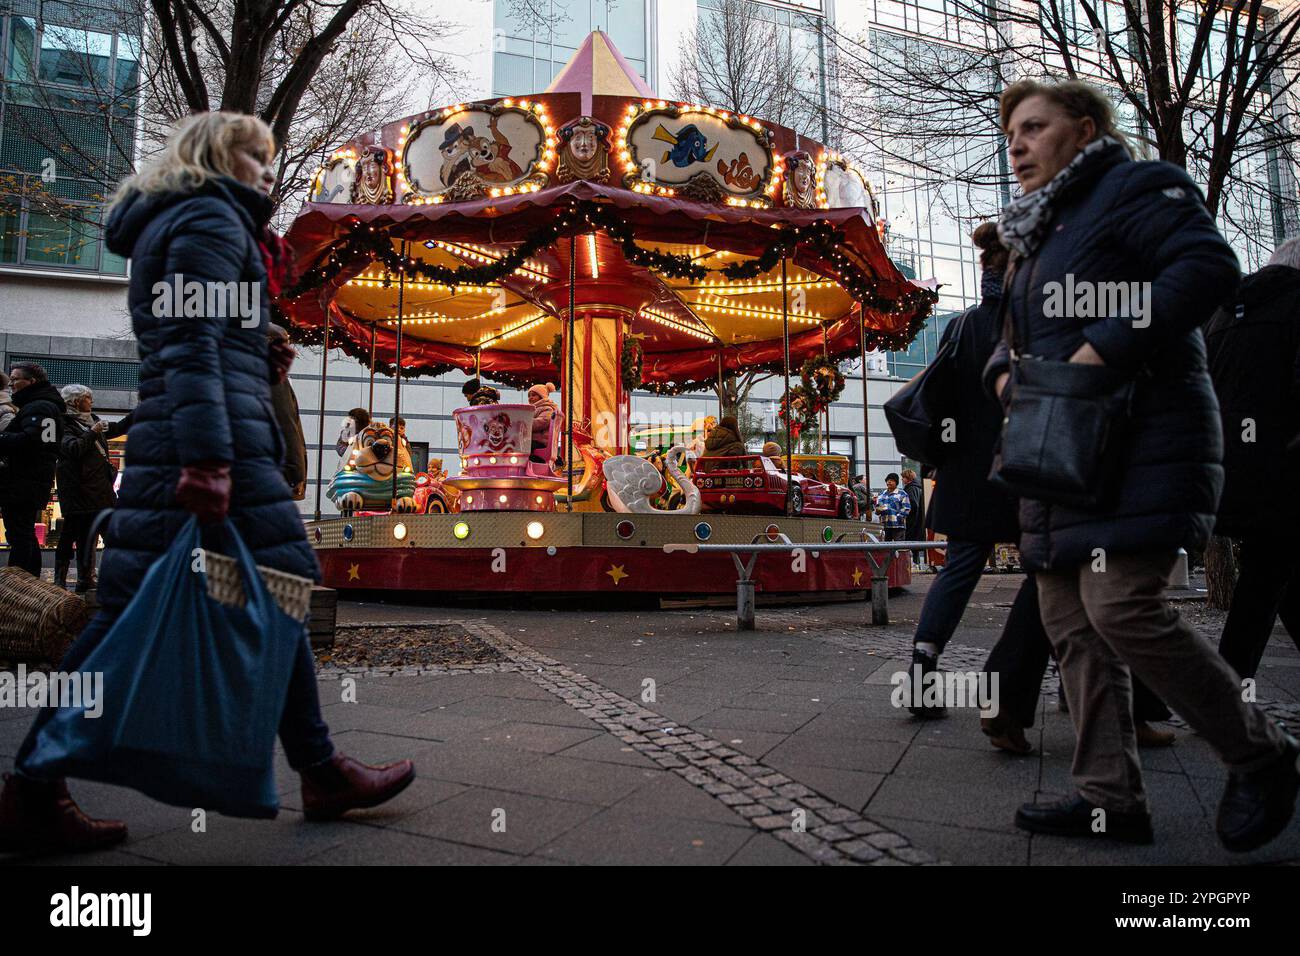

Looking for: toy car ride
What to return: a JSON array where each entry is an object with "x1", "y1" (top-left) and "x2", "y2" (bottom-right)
[{"x1": 695, "y1": 454, "x2": 858, "y2": 518}]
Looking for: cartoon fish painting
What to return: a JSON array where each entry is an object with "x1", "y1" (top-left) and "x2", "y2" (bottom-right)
[{"x1": 652, "y1": 123, "x2": 718, "y2": 167}]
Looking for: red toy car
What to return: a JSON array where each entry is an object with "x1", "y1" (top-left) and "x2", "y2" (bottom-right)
[{"x1": 696, "y1": 455, "x2": 858, "y2": 518}]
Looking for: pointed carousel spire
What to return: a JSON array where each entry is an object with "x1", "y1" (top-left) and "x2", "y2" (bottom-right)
[{"x1": 545, "y1": 30, "x2": 655, "y2": 115}]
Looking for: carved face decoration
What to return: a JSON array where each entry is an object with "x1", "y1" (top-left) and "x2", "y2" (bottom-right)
[
  {"x1": 783, "y1": 151, "x2": 816, "y2": 208},
  {"x1": 351, "y1": 147, "x2": 393, "y2": 204},
  {"x1": 557, "y1": 117, "x2": 611, "y2": 183}
]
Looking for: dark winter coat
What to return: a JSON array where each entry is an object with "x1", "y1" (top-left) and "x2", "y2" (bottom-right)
[
  {"x1": 270, "y1": 380, "x2": 308, "y2": 499},
  {"x1": 57, "y1": 412, "x2": 132, "y2": 515},
  {"x1": 100, "y1": 176, "x2": 319, "y2": 613},
  {"x1": 1205, "y1": 264, "x2": 1300, "y2": 537},
  {"x1": 984, "y1": 152, "x2": 1237, "y2": 572},
  {"x1": 927, "y1": 297, "x2": 1021, "y2": 543},
  {"x1": 0, "y1": 381, "x2": 66, "y2": 502},
  {"x1": 704, "y1": 422, "x2": 747, "y2": 458},
  {"x1": 903, "y1": 478, "x2": 924, "y2": 541}
]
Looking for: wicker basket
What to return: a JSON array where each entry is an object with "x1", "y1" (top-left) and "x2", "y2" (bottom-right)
[
  {"x1": 201, "y1": 550, "x2": 314, "y2": 623},
  {"x1": 0, "y1": 567, "x2": 91, "y2": 662}
]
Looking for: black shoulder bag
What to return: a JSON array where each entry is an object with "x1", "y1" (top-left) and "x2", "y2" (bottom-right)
[
  {"x1": 883, "y1": 309, "x2": 970, "y2": 466},
  {"x1": 988, "y1": 257, "x2": 1138, "y2": 510}
]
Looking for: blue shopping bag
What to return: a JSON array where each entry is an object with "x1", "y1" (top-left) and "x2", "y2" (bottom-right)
[{"x1": 25, "y1": 518, "x2": 302, "y2": 818}]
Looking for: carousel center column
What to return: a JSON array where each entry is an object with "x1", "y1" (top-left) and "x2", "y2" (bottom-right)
[{"x1": 540, "y1": 244, "x2": 658, "y2": 459}]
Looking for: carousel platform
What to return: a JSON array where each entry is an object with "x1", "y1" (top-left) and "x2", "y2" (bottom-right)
[{"x1": 306, "y1": 512, "x2": 911, "y2": 598}]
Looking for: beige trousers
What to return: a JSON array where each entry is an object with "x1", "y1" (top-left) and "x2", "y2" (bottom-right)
[{"x1": 1037, "y1": 550, "x2": 1285, "y2": 813}]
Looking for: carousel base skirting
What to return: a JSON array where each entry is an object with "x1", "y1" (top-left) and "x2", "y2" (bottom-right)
[{"x1": 306, "y1": 512, "x2": 913, "y2": 596}]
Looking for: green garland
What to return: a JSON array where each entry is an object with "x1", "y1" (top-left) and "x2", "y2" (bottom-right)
[
  {"x1": 621, "y1": 336, "x2": 644, "y2": 393},
  {"x1": 285, "y1": 198, "x2": 941, "y2": 362},
  {"x1": 800, "y1": 356, "x2": 846, "y2": 412}
]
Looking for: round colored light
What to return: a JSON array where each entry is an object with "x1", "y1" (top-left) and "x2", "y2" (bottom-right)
[
  {"x1": 490, "y1": 456, "x2": 497, "y2": 464},
  {"x1": 616, "y1": 520, "x2": 635, "y2": 540},
  {"x1": 526, "y1": 521, "x2": 544, "y2": 540},
  {"x1": 393, "y1": 522, "x2": 407, "y2": 541},
  {"x1": 342, "y1": 524, "x2": 354, "y2": 541},
  {"x1": 498, "y1": 494, "x2": 508, "y2": 504},
  {"x1": 765, "y1": 524, "x2": 780, "y2": 541},
  {"x1": 453, "y1": 521, "x2": 470, "y2": 540},
  {"x1": 535, "y1": 496, "x2": 544, "y2": 504},
  {"x1": 823, "y1": 526, "x2": 835, "y2": 543},
  {"x1": 510, "y1": 456, "x2": 518, "y2": 465},
  {"x1": 694, "y1": 522, "x2": 712, "y2": 541}
]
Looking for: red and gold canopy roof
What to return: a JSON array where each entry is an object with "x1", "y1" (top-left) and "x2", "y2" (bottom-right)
[{"x1": 281, "y1": 32, "x2": 935, "y2": 390}]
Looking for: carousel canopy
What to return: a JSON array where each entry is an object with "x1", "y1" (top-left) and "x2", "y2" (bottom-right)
[{"x1": 281, "y1": 33, "x2": 936, "y2": 391}]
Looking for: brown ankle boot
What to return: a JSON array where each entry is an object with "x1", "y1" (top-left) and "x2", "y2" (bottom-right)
[
  {"x1": 0, "y1": 772, "x2": 127, "y2": 854},
  {"x1": 299, "y1": 754, "x2": 415, "y2": 821},
  {"x1": 981, "y1": 713, "x2": 1034, "y2": 754},
  {"x1": 1136, "y1": 721, "x2": 1177, "y2": 747}
]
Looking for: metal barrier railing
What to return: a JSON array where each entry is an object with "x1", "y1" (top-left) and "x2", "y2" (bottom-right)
[{"x1": 663, "y1": 537, "x2": 945, "y2": 629}]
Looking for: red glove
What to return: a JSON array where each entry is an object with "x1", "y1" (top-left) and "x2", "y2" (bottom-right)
[
  {"x1": 175, "y1": 462, "x2": 232, "y2": 525},
  {"x1": 269, "y1": 337, "x2": 296, "y2": 384}
]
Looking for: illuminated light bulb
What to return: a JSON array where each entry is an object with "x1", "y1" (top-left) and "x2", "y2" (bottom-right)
[
  {"x1": 535, "y1": 496, "x2": 544, "y2": 505},
  {"x1": 489, "y1": 456, "x2": 497, "y2": 464},
  {"x1": 509, "y1": 456, "x2": 518, "y2": 465},
  {"x1": 526, "y1": 521, "x2": 544, "y2": 540},
  {"x1": 498, "y1": 495, "x2": 508, "y2": 504},
  {"x1": 453, "y1": 521, "x2": 470, "y2": 539},
  {"x1": 393, "y1": 522, "x2": 408, "y2": 541}
]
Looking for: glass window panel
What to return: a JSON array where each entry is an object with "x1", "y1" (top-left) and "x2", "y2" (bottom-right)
[
  {"x1": 1, "y1": 198, "x2": 20, "y2": 263},
  {"x1": 492, "y1": 52, "x2": 535, "y2": 97},
  {"x1": 22, "y1": 205, "x2": 99, "y2": 268},
  {"x1": 38, "y1": 25, "x2": 113, "y2": 90},
  {"x1": 114, "y1": 31, "x2": 139, "y2": 94},
  {"x1": 6, "y1": 16, "x2": 37, "y2": 83},
  {"x1": 606, "y1": 0, "x2": 644, "y2": 58}
]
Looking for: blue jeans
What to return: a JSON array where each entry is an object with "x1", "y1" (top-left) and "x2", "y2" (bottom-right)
[
  {"x1": 914, "y1": 538, "x2": 992, "y2": 652},
  {"x1": 16, "y1": 609, "x2": 334, "y2": 778}
]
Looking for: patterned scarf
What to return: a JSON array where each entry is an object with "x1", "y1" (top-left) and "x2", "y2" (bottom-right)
[{"x1": 997, "y1": 136, "x2": 1125, "y2": 258}]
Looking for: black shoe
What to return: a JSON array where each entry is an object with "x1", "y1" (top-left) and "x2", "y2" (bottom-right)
[
  {"x1": 1015, "y1": 794, "x2": 1154, "y2": 844},
  {"x1": 1216, "y1": 736, "x2": 1300, "y2": 853},
  {"x1": 907, "y1": 648, "x2": 947, "y2": 719}
]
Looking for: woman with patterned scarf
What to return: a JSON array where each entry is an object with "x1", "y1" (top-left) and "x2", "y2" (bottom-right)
[{"x1": 984, "y1": 80, "x2": 1297, "y2": 851}]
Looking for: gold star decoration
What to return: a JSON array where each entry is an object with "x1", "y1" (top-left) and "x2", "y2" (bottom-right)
[
  {"x1": 606, "y1": 564, "x2": 629, "y2": 585},
  {"x1": 851, "y1": 567, "x2": 864, "y2": 586},
  {"x1": 347, "y1": 563, "x2": 361, "y2": 581}
]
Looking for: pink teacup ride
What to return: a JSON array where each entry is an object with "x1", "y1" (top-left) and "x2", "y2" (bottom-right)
[{"x1": 445, "y1": 404, "x2": 565, "y2": 512}]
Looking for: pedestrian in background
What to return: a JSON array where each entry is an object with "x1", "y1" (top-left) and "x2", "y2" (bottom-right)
[
  {"x1": 1207, "y1": 235, "x2": 1300, "y2": 679},
  {"x1": 907, "y1": 224, "x2": 1029, "y2": 722},
  {"x1": 901, "y1": 468, "x2": 925, "y2": 564},
  {"x1": 851, "y1": 473, "x2": 872, "y2": 519},
  {"x1": 267, "y1": 325, "x2": 308, "y2": 500},
  {"x1": 1, "y1": 112, "x2": 414, "y2": 855},
  {"x1": 335, "y1": 406, "x2": 370, "y2": 460},
  {"x1": 874, "y1": 472, "x2": 910, "y2": 541},
  {"x1": 55, "y1": 384, "x2": 131, "y2": 591},
  {"x1": 0, "y1": 362, "x2": 65, "y2": 577},
  {"x1": 988, "y1": 78, "x2": 1297, "y2": 850},
  {"x1": 0, "y1": 370, "x2": 16, "y2": 432}
]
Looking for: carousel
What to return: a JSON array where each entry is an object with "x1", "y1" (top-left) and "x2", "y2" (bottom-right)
[{"x1": 281, "y1": 31, "x2": 937, "y2": 600}]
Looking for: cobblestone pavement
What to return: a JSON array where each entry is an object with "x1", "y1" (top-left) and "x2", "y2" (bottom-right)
[{"x1": 2, "y1": 572, "x2": 1297, "y2": 866}]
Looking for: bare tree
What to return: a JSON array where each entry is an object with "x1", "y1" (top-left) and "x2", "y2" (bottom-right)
[
  {"x1": 2, "y1": 0, "x2": 467, "y2": 249},
  {"x1": 671, "y1": 0, "x2": 825, "y2": 139},
  {"x1": 826, "y1": 0, "x2": 1300, "y2": 257}
]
